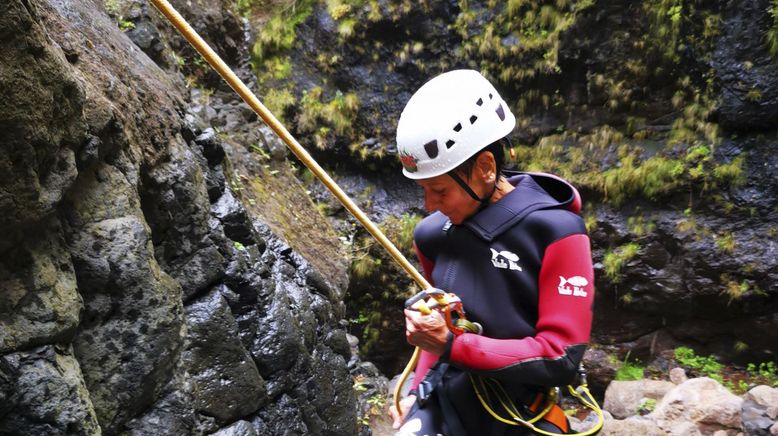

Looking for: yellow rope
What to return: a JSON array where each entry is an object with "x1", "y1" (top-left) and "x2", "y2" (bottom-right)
[{"x1": 147, "y1": 0, "x2": 430, "y2": 416}]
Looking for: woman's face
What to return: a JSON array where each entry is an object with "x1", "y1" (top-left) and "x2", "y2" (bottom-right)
[{"x1": 416, "y1": 172, "x2": 483, "y2": 225}]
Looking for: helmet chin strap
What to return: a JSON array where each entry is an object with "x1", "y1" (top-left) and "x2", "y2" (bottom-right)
[{"x1": 448, "y1": 172, "x2": 498, "y2": 211}]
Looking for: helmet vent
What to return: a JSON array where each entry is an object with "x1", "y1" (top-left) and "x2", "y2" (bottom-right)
[
  {"x1": 453, "y1": 123, "x2": 462, "y2": 132},
  {"x1": 476, "y1": 98, "x2": 483, "y2": 106},
  {"x1": 489, "y1": 93, "x2": 493, "y2": 99},
  {"x1": 424, "y1": 140, "x2": 439, "y2": 158},
  {"x1": 469, "y1": 115, "x2": 478, "y2": 124},
  {"x1": 496, "y1": 103, "x2": 505, "y2": 121},
  {"x1": 445, "y1": 139, "x2": 455, "y2": 148}
]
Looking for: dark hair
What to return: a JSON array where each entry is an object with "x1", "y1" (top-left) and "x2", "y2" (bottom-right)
[{"x1": 452, "y1": 138, "x2": 508, "y2": 181}]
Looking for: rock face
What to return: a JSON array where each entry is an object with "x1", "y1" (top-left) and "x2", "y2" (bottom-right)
[{"x1": 0, "y1": 0, "x2": 357, "y2": 434}]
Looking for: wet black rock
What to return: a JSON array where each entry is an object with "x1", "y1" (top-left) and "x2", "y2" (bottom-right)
[
  {"x1": 0, "y1": 346, "x2": 100, "y2": 435},
  {"x1": 184, "y1": 289, "x2": 267, "y2": 424},
  {"x1": 713, "y1": 0, "x2": 778, "y2": 130}
]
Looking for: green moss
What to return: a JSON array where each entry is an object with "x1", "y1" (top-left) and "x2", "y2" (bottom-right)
[
  {"x1": 597, "y1": 154, "x2": 684, "y2": 206},
  {"x1": 713, "y1": 156, "x2": 746, "y2": 186},
  {"x1": 263, "y1": 88, "x2": 296, "y2": 123},
  {"x1": 715, "y1": 232, "x2": 736, "y2": 254},
  {"x1": 627, "y1": 214, "x2": 656, "y2": 237},
  {"x1": 603, "y1": 242, "x2": 640, "y2": 282},
  {"x1": 298, "y1": 87, "x2": 360, "y2": 150},
  {"x1": 767, "y1": 0, "x2": 778, "y2": 55},
  {"x1": 250, "y1": 0, "x2": 315, "y2": 64}
]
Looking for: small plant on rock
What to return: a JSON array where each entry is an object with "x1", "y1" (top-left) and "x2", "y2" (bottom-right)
[
  {"x1": 674, "y1": 346, "x2": 723, "y2": 382},
  {"x1": 746, "y1": 361, "x2": 778, "y2": 387},
  {"x1": 637, "y1": 398, "x2": 656, "y2": 415},
  {"x1": 615, "y1": 352, "x2": 645, "y2": 381}
]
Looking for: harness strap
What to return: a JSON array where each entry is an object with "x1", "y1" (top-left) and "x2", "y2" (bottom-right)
[
  {"x1": 437, "y1": 375, "x2": 468, "y2": 436},
  {"x1": 529, "y1": 392, "x2": 570, "y2": 434},
  {"x1": 416, "y1": 362, "x2": 447, "y2": 406},
  {"x1": 415, "y1": 362, "x2": 467, "y2": 436}
]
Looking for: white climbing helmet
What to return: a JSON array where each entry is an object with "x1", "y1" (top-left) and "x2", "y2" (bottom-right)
[{"x1": 396, "y1": 69, "x2": 516, "y2": 179}]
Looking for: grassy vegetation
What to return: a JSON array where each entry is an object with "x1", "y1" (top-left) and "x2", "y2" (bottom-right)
[
  {"x1": 248, "y1": 0, "x2": 315, "y2": 64},
  {"x1": 603, "y1": 242, "x2": 640, "y2": 283},
  {"x1": 324, "y1": 0, "x2": 368, "y2": 38},
  {"x1": 456, "y1": 0, "x2": 594, "y2": 86},
  {"x1": 615, "y1": 352, "x2": 645, "y2": 381},
  {"x1": 507, "y1": 128, "x2": 745, "y2": 207},
  {"x1": 673, "y1": 346, "x2": 778, "y2": 393},
  {"x1": 718, "y1": 273, "x2": 766, "y2": 303},
  {"x1": 767, "y1": 0, "x2": 778, "y2": 56},
  {"x1": 297, "y1": 87, "x2": 361, "y2": 150},
  {"x1": 627, "y1": 213, "x2": 656, "y2": 237},
  {"x1": 233, "y1": 0, "x2": 750, "y2": 207},
  {"x1": 715, "y1": 231, "x2": 736, "y2": 254},
  {"x1": 675, "y1": 346, "x2": 723, "y2": 382}
]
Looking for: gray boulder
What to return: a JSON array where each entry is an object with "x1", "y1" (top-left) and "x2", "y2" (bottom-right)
[
  {"x1": 742, "y1": 385, "x2": 778, "y2": 436},
  {"x1": 603, "y1": 379, "x2": 676, "y2": 419},
  {"x1": 649, "y1": 377, "x2": 743, "y2": 435}
]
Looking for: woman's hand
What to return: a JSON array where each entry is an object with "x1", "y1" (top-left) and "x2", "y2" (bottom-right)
[
  {"x1": 404, "y1": 309, "x2": 449, "y2": 356},
  {"x1": 389, "y1": 394, "x2": 417, "y2": 429}
]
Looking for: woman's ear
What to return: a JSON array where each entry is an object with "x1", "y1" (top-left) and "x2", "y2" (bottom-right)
[{"x1": 475, "y1": 151, "x2": 496, "y2": 182}]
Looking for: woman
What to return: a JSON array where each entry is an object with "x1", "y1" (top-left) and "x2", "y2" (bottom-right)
[{"x1": 390, "y1": 70, "x2": 595, "y2": 435}]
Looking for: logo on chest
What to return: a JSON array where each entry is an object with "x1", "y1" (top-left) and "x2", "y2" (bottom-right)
[
  {"x1": 490, "y1": 248, "x2": 522, "y2": 271},
  {"x1": 558, "y1": 276, "x2": 588, "y2": 297}
]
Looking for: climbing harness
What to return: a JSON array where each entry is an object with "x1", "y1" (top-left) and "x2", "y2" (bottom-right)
[
  {"x1": 149, "y1": 2, "x2": 603, "y2": 433},
  {"x1": 402, "y1": 289, "x2": 604, "y2": 435},
  {"x1": 471, "y1": 365, "x2": 605, "y2": 435}
]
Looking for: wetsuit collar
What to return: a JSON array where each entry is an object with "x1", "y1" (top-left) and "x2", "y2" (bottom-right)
[{"x1": 461, "y1": 172, "x2": 577, "y2": 242}]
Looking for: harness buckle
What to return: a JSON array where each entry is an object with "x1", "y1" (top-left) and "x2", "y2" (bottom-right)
[{"x1": 416, "y1": 379, "x2": 433, "y2": 406}]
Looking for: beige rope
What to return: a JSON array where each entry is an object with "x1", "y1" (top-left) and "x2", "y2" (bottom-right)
[{"x1": 148, "y1": 0, "x2": 427, "y2": 415}]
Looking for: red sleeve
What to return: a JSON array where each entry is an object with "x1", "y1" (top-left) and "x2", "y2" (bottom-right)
[
  {"x1": 448, "y1": 234, "x2": 593, "y2": 385},
  {"x1": 410, "y1": 350, "x2": 438, "y2": 391},
  {"x1": 410, "y1": 242, "x2": 437, "y2": 390}
]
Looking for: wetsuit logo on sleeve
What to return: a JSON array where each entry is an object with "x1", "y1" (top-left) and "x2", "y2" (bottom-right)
[
  {"x1": 558, "y1": 276, "x2": 588, "y2": 297},
  {"x1": 490, "y1": 248, "x2": 522, "y2": 271}
]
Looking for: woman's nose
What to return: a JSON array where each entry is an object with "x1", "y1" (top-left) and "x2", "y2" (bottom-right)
[{"x1": 424, "y1": 194, "x2": 437, "y2": 212}]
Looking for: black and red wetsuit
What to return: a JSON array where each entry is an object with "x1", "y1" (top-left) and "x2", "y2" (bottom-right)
[{"x1": 404, "y1": 173, "x2": 594, "y2": 435}]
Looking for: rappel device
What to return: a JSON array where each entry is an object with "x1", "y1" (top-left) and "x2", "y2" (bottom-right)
[
  {"x1": 404, "y1": 288, "x2": 482, "y2": 336},
  {"x1": 148, "y1": 2, "x2": 604, "y2": 434}
]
